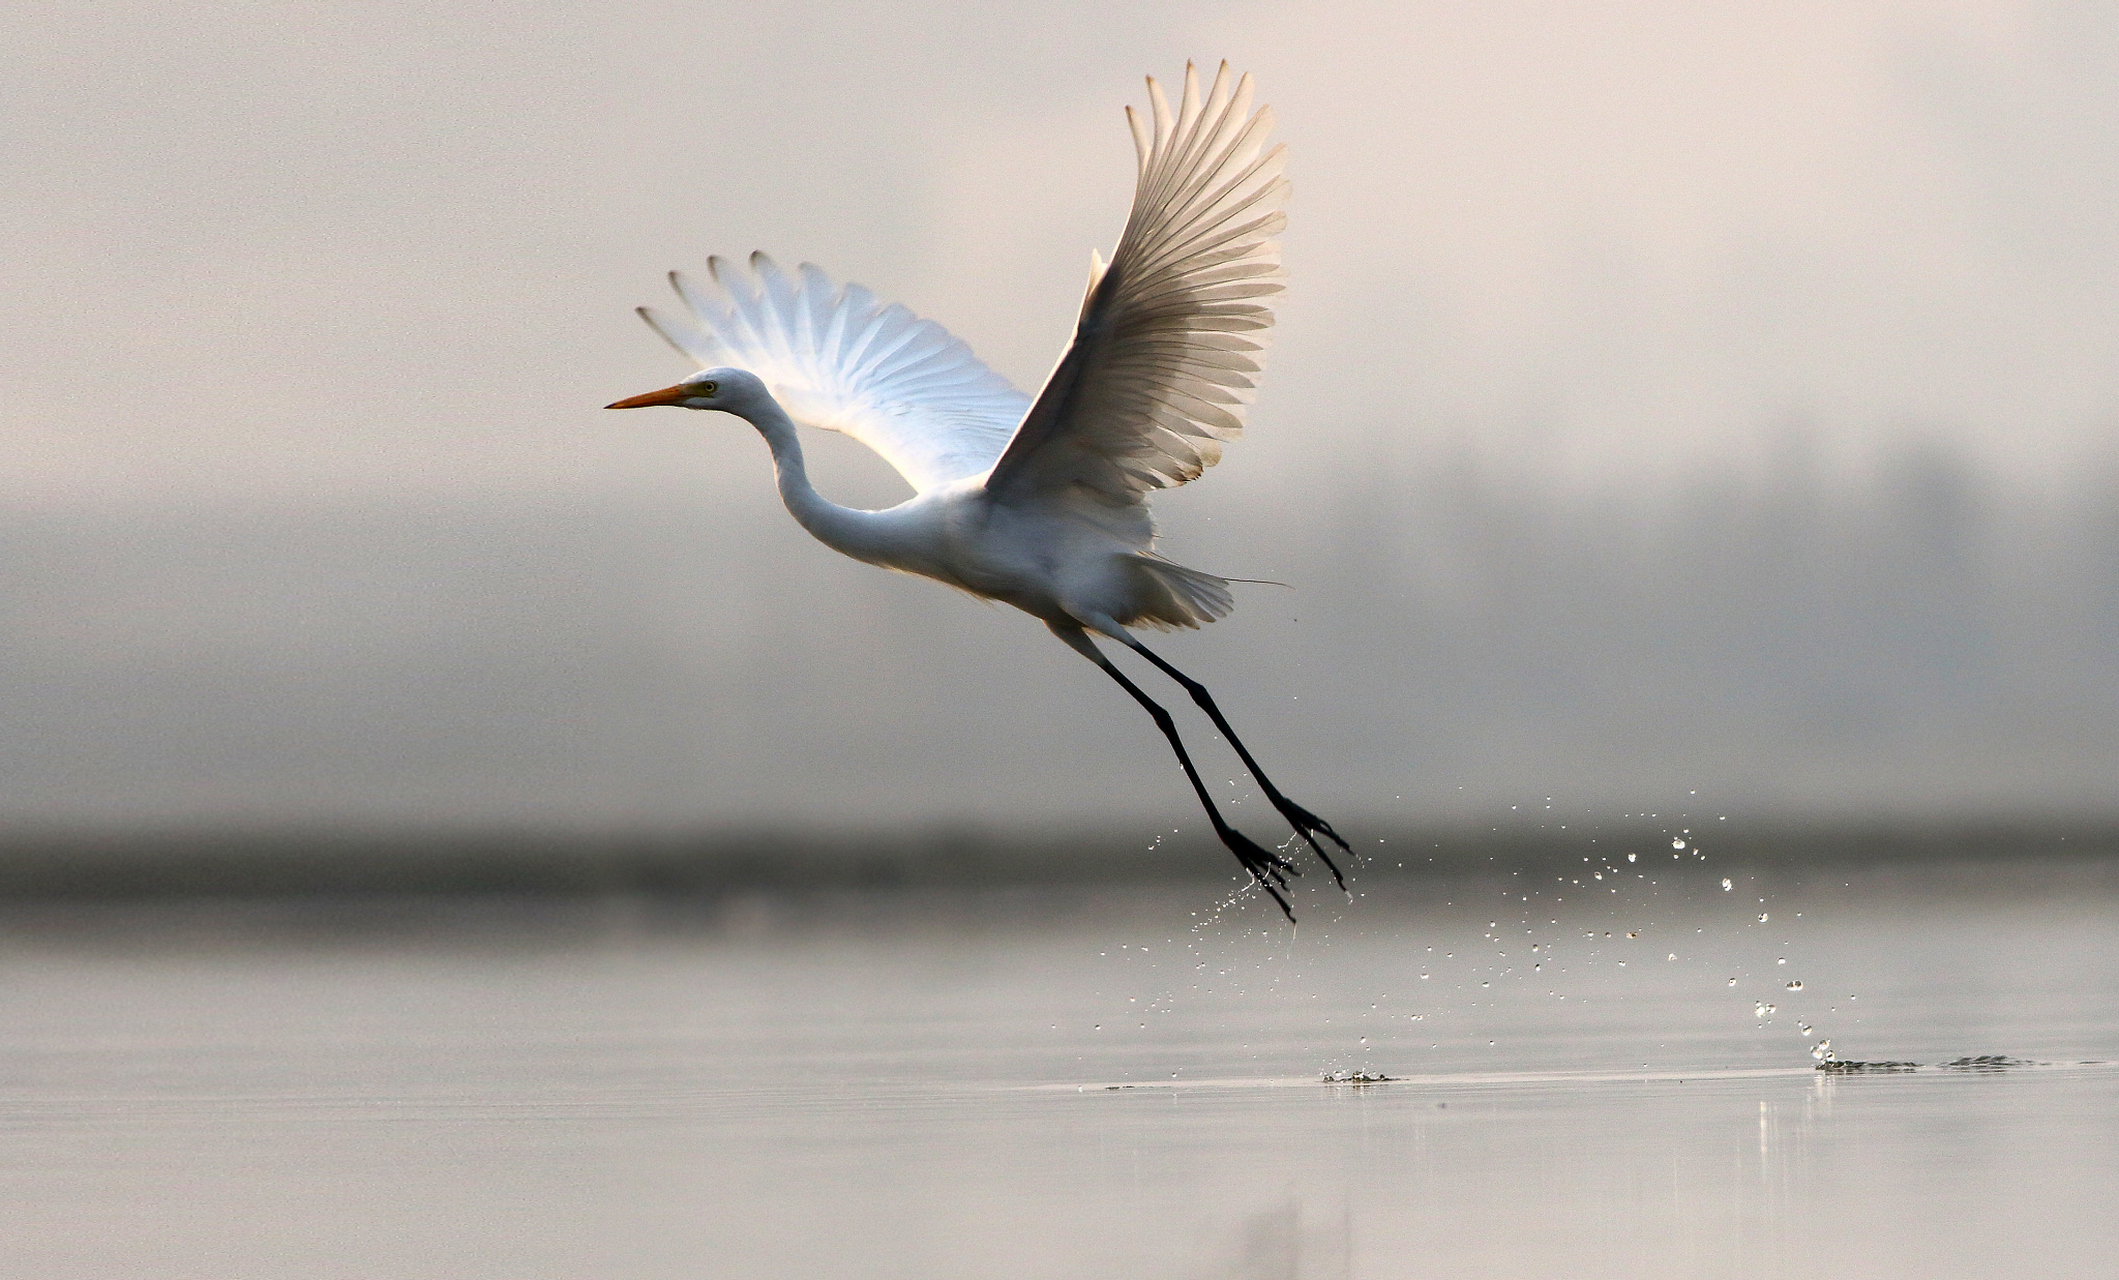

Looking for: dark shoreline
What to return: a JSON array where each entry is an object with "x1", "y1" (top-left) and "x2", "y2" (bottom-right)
[{"x1": 3, "y1": 816, "x2": 2115, "y2": 902}]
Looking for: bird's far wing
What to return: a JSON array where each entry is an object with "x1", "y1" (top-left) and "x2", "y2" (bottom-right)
[
  {"x1": 984, "y1": 63, "x2": 1286, "y2": 508},
  {"x1": 639, "y1": 253, "x2": 1030, "y2": 494}
]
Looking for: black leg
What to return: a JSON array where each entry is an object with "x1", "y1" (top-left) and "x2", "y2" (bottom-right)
[
  {"x1": 1052, "y1": 625, "x2": 1299, "y2": 921},
  {"x1": 1120, "y1": 635, "x2": 1351, "y2": 892}
]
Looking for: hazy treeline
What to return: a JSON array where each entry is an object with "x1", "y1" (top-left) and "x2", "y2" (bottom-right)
[
  {"x1": 5, "y1": 430, "x2": 2117, "y2": 839},
  {"x1": 1248, "y1": 431, "x2": 2119, "y2": 817}
]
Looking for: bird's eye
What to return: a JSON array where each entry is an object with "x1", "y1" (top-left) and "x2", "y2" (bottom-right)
[{"x1": 698, "y1": 380, "x2": 718, "y2": 395}]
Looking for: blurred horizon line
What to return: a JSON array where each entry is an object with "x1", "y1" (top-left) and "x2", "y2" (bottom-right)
[{"x1": 4, "y1": 814, "x2": 2116, "y2": 902}]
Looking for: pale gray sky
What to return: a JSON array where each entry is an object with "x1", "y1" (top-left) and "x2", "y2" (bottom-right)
[{"x1": 5, "y1": 1, "x2": 2117, "y2": 833}]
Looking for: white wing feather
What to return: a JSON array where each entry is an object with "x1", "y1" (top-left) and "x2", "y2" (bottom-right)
[
  {"x1": 985, "y1": 63, "x2": 1286, "y2": 507},
  {"x1": 639, "y1": 253, "x2": 1030, "y2": 494}
]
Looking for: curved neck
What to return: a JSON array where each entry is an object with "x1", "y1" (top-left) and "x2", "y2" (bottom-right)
[{"x1": 741, "y1": 398, "x2": 890, "y2": 561}]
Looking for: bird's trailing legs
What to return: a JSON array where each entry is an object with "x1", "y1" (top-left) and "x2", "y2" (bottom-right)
[
  {"x1": 1051, "y1": 622, "x2": 1344, "y2": 921},
  {"x1": 1116, "y1": 634, "x2": 1351, "y2": 892}
]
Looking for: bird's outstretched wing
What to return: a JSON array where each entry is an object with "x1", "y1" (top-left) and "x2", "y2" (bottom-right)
[
  {"x1": 640, "y1": 253, "x2": 1030, "y2": 494},
  {"x1": 984, "y1": 63, "x2": 1287, "y2": 508}
]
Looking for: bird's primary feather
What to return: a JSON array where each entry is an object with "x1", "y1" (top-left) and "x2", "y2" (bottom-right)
[
  {"x1": 640, "y1": 253, "x2": 1030, "y2": 494},
  {"x1": 984, "y1": 61, "x2": 1287, "y2": 507},
  {"x1": 637, "y1": 62, "x2": 1282, "y2": 515}
]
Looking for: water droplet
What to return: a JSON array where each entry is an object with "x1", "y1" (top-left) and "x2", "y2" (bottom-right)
[
  {"x1": 1727, "y1": 977, "x2": 1737, "y2": 986},
  {"x1": 1627, "y1": 853, "x2": 1638, "y2": 863},
  {"x1": 1812, "y1": 1039, "x2": 1835, "y2": 1062},
  {"x1": 1627, "y1": 931, "x2": 1638, "y2": 938},
  {"x1": 1777, "y1": 957, "x2": 1786, "y2": 965},
  {"x1": 1667, "y1": 953, "x2": 1677, "y2": 961},
  {"x1": 1359, "y1": 1037, "x2": 1368, "y2": 1046},
  {"x1": 1786, "y1": 979, "x2": 1804, "y2": 990},
  {"x1": 1758, "y1": 913, "x2": 1770, "y2": 923},
  {"x1": 1721, "y1": 878, "x2": 1733, "y2": 891}
]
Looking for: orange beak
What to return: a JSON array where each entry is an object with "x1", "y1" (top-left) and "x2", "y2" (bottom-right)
[{"x1": 605, "y1": 382, "x2": 698, "y2": 410}]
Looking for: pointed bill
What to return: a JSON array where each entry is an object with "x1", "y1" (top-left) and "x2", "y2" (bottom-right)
[{"x1": 606, "y1": 382, "x2": 696, "y2": 409}]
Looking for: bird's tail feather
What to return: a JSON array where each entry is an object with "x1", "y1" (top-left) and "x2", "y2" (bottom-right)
[{"x1": 1133, "y1": 556, "x2": 1235, "y2": 629}]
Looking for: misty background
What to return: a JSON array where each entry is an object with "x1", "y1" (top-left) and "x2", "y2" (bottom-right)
[{"x1": 5, "y1": 0, "x2": 2117, "y2": 850}]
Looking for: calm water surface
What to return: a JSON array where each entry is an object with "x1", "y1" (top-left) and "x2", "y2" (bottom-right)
[{"x1": 2, "y1": 858, "x2": 2114, "y2": 1278}]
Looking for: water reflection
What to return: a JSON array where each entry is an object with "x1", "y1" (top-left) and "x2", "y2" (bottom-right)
[{"x1": 0, "y1": 860, "x2": 2112, "y2": 1278}]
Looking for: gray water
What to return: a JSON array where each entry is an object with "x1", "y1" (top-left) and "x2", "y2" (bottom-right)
[{"x1": 2, "y1": 858, "x2": 2113, "y2": 1278}]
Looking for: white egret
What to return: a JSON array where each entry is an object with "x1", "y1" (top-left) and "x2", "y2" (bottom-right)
[{"x1": 609, "y1": 63, "x2": 1347, "y2": 919}]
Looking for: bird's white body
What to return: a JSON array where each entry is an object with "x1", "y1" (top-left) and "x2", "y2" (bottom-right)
[
  {"x1": 754, "y1": 402, "x2": 1216, "y2": 635},
  {"x1": 611, "y1": 64, "x2": 1345, "y2": 917}
]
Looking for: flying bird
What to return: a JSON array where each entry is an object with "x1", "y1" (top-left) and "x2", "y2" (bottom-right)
[{"x1": 608, "y1": 63, "x2": 1347, "y2": 919}]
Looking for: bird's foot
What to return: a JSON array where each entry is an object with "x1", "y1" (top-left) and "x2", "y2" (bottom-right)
[
  {"x1": 1221, "y1": 825, "x2": 1299, "y2": 922},
  {"x1": 1272, "y1": 796, "x2": 1351, "y2": 892}
]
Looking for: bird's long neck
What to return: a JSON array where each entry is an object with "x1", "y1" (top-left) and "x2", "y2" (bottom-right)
[{"x1": 743, "y1": 398, "x2": 894, "y2": 563}]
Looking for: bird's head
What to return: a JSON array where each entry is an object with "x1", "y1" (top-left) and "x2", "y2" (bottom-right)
[{"x1": 605, "y1": 367, "x2": 770, "y2": 415}]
